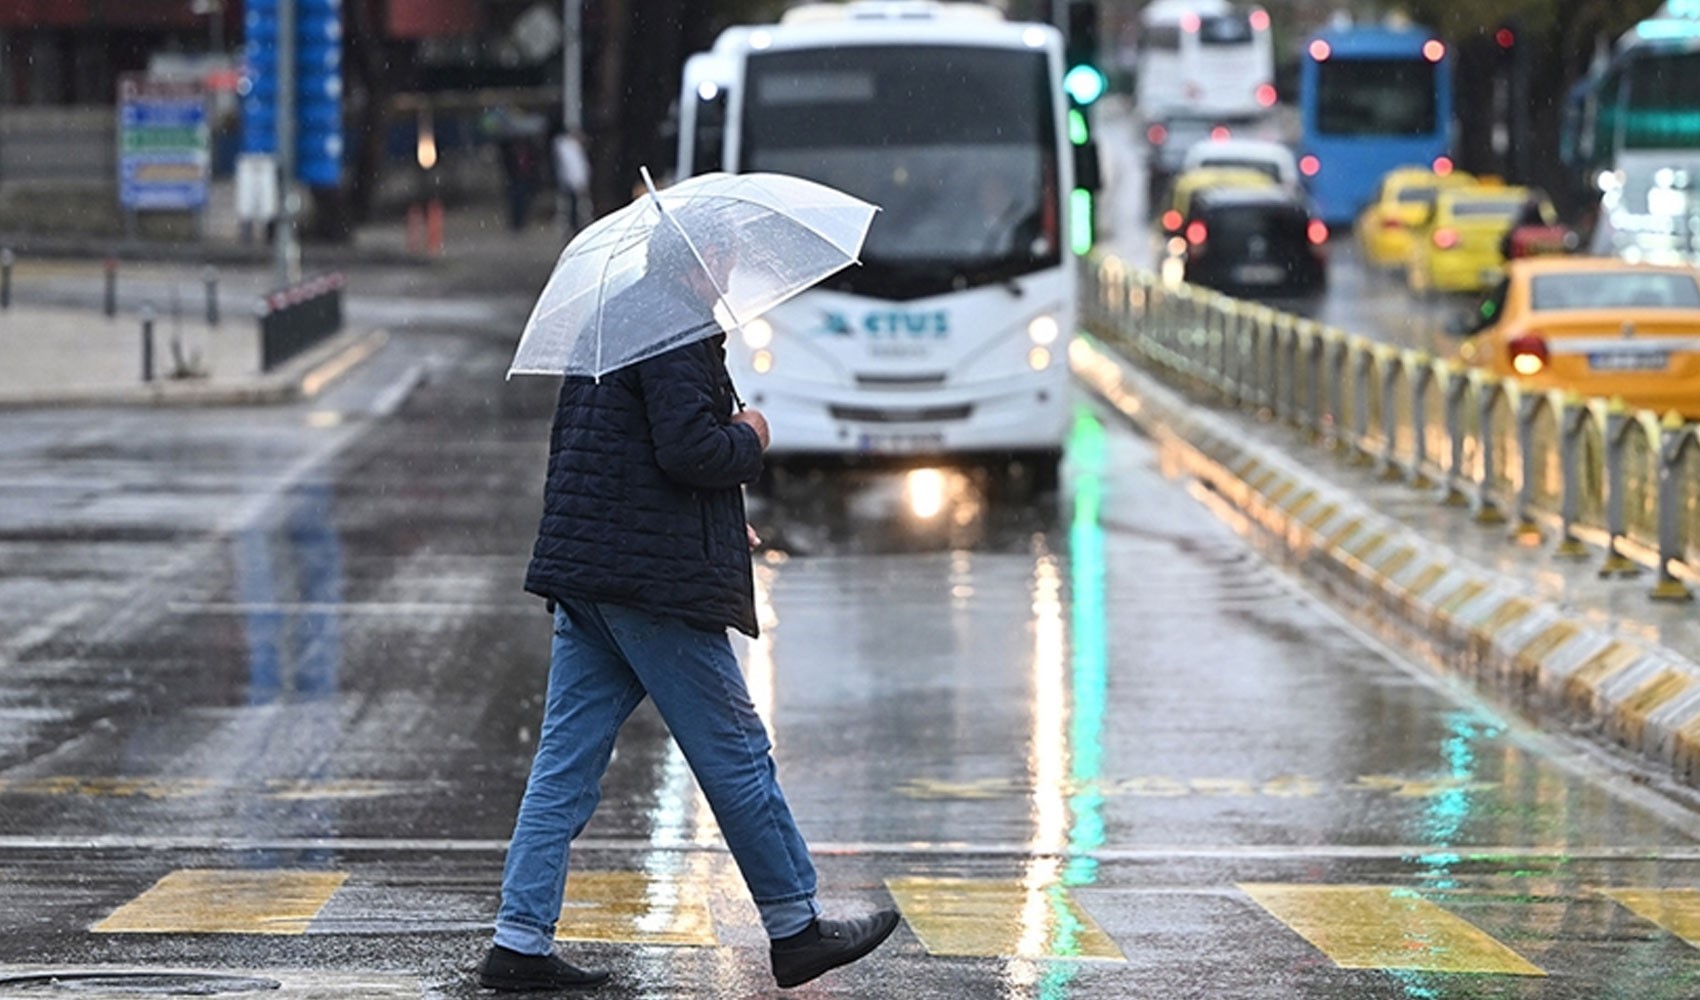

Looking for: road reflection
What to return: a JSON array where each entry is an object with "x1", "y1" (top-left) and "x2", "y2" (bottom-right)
[{"x1": 749, "y1": 459, "x2": 1055, "y2": 557}]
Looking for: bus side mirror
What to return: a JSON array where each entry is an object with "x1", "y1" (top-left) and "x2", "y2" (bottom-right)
[{"x1": 1074, "y1": 141, "x2": 1102, "y2": 192}]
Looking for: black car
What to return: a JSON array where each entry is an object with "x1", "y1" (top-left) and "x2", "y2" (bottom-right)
[{"x1": 1179, "y1": 188, "x2": 1328, "y2": 299}]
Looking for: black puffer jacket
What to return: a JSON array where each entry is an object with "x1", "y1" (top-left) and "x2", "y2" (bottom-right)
[{"x1": 524, "y1": 334, "x2": 763, "y2": 637}]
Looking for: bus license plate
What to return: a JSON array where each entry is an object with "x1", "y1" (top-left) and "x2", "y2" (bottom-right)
[
  {"x1": 858, "y1": 432, "x2": 944, "y2": 454},
  {"x1": 1234, "y1": 263, "x2": 1285, "y2": 285},
  {"x1": 1588, "y1": 351, "x2": 1668, "y2": 372}
]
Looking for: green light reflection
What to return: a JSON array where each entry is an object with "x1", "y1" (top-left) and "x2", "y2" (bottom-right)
[{"x1": 1036, "y1": 408, "x2": 1110, "y2": 997}]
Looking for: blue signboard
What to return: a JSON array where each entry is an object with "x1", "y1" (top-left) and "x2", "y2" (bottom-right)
[
  {"x1": 118, "y1": 75, "x2": 209, "y2": 212},
  {"x1": 240, "y1": 0, "x2": 343, "y2": 186}
]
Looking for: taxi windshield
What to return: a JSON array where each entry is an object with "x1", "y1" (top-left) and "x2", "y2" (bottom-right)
[{"x1": 1530, "y1": 272, "x2": 1700, "y2": 310}]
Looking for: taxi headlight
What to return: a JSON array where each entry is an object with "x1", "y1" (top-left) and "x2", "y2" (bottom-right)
[
  {"x1": 742, "y1": 318, "x2": 774, "y2": 350},
  {"x1": 1027, "y1": 314, "x2": 1060, "y2": 346}
]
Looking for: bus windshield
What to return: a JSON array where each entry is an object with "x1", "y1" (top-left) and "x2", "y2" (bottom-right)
[
  {"x1": 741, "y1": 45, "x2": 1060, "y2": 298},
  {"x1": 1623, "y1": 49, "x2": 1700, "y2": 149},
  {"x1": 1199, "y1": 15, "x2": 1253, "y2": 46},
  {"x1": 1315, "y1": 58, "x2": 1437, "y2": 136}
]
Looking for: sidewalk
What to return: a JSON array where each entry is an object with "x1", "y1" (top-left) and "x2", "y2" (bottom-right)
[
  {"x1": 0, "y1": 302, "x2": 387, "y2": 408},
  {"x1": 1072, "y1": 337, "x2": 1700, "y2": 797},
  {"x1": 0, "y1": 192, "x2": 564, "y2": 407}
]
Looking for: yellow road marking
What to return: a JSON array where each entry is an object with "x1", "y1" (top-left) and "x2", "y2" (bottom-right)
[
  {"x1": 1605, "y1": 889, "x2": 1700, "y2": 949},
  {"x1": 1239, "y1": 884, "x2": 1544, "y2": 976},
  {"x1": 93, "y1": 870, "x2": 347, "y2": 935},
  {"x1": 556, "y1": 871, "x2": 717, "y2": 947},
  {"x1": 886, "y1": 877, "x2": 1124, "y2": 961}
]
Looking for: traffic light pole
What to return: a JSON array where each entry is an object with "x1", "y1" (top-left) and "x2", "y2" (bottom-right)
[
  {"x1": 563, "y1": 1, "x2": 582, "y2": 131},
  {"x1": 273, "y1": 0, "x2": 300, "y2": 290}
]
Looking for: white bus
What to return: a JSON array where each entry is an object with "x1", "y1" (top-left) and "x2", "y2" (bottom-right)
[
  {"x1": 676, "y1": 1, "x2": 1084, "y2": 478},
  {"x1": 1575, "y1": 1, "x2": 1700, "y2": 264},
  {"x1": 1135, "y1": 0, "x2": 1277, "y2": 123}
]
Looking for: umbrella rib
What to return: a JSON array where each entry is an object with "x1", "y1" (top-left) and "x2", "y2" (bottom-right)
[{"x1": 641, "y1": 166, "x2": 744, "y2": 333}]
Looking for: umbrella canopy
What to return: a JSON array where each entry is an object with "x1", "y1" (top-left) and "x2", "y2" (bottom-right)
[{"x1": 508, "y1": 170, "x2": 878, "y2": 379}]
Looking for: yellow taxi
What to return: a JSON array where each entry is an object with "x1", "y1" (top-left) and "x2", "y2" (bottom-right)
[
  {"x1": 1453, "y1": 258, "x2": 1700, "y2": 417},
  {"x1": 1355, "y1": 166, "x2": 1477, "y2": 268},
  {"x1": 1405, "y1": 187, "x2": 1555, "y2": 296},
  {"x1": 1155, "y1": 167, "x2": 1277, "y2": 239}
]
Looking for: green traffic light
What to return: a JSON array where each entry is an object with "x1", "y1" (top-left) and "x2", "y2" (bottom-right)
[{"x1": 1064, "y1": 64, "x2": 1107, "y2": 106}]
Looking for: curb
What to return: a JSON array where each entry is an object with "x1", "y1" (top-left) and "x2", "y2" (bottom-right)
[
  {"x1": 0, "y1": 327, "x2": 390, "y2": 409},
  {"x1": 1071, "y1": 335, "x2": 1700, "y2": 790}
]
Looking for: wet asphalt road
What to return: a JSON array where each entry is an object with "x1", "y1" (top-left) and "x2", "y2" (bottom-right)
[
  {"x1": 2, "y1": 302, "x2": 1700, "y2": 999},
  {"x1": 3, "y1": 136, "x2": 1700, "y2": 999}
]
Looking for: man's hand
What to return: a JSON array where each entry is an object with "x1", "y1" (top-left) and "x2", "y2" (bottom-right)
[
  {"x1": 747, "y1": 524, "x2": 762, "y2": 550},
  {"x1": 731, "y1": 408, "x2": 771, "y2": 451}
]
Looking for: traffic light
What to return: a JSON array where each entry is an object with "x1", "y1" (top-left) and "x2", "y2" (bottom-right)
[
  {"x1": 1063, "y1": 0, "x2": 1105, "y2": 106},
  {"x1": 1062, "y1": 0, "x2": 1102, "y2": 255}
]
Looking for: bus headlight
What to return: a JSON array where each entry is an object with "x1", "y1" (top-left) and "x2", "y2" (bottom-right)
[
  {"x1": 1027, "y1": 314, "x2": 1060, "y2": 346},
  {"x1": 742, "y1": 318, "x2": 774, "y2": 350},
  {"x1": 752, "y1": 349, "x2": 774, "y2": 374},
  {"x1": 1028, "y1": 346, "x2": 1052, "y2": 371}
]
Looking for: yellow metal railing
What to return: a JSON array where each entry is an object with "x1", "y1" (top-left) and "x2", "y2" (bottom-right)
[{"x1": 1083, "y1": 257, "x2": 1699, "y2": 599}]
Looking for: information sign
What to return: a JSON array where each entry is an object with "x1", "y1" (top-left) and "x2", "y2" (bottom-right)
[{"x1": 117, "y1": 74, "x2": 210, "y2": 212}]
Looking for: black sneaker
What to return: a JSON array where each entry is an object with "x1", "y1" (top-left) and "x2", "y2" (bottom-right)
[
  {"x1": 770, "y1": 910, "x2": 902, "y2": 989},
  {"x1": 477, "y1": 944, "x2": 610, "y2": 992}
]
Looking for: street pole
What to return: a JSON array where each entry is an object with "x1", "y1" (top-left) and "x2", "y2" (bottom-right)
[
  {"x1": 563, "y1": 0, "x2": 582, "y2": 131},
  {"x1": 274, "y1": 0, "x2": 300, "y2": 290}
]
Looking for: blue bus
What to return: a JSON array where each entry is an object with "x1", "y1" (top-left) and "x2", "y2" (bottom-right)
[{"x1": 1297, "y1": 21, "x2": 1453, "y2": 225}]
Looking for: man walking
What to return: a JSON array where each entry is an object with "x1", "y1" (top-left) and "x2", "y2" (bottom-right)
[{"x1": 479, "y1": 267, "x2": 900, "y2": 990}]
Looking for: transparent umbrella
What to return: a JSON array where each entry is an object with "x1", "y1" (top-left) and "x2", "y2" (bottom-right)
[{"x1": 508, "y1": 169, "x2": 878, "y2": 379}]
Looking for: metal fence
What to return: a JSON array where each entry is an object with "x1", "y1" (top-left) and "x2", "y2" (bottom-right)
[{"x1": 1082, "y1": 256, "x2": 1700, "y2": 600}]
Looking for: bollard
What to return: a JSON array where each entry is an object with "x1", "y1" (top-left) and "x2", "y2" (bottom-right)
[
  {"x1": 0, "y1": 247, "x2": 12, "y2": 309},
  {"x1": 1474, "y1": 376, "x2": 1507, "y2": 524},
  {"x1": 203, "y1": 266, "x2": 220, "y2": 326},
  {"x1": 1408, "y1": 360, "x2": 1435, "y2": 488},
  {"x1": 1306, "y1": 329, "x2": 1325, "y2": 441},
  {"x1": 1509, "y1": 391, "x2": 1543, "y2": 541},
  {"x1": 1600, "y1": 399, "x2": 1639, "y2": 577},
  {"x1": 1650, "y1": 411, "x2": 1694, "y2": 601},
  {"x1": 1555, "y1": 394, "x2": 1589, "y2": 559},
  {"x1": 1347, "y1": 347, "x2": 1373, "y2": 465},
  {"x1": 140, "y1": 305, "x2": 155, "y2": 382},
  {"x1": 1441, "y1": 369, "x2": 1470, "y2": 506},
  {"x1": 104, "y1": 257, "x2": 118, "y2": 319},
  {"x1": 1326, "y1": 333, "x2": 1348, "y2": 451},
  {"x1": 1378, "y1": 350, "x2": 1403, "y2": 480}
]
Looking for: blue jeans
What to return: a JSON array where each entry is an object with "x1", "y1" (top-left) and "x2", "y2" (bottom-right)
[{"x1": 494, "y1": 598, "x2": 820, "y2": 954}]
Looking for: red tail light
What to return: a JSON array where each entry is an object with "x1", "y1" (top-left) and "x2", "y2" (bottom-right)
[
  {"x1": 1210, "y1": 125, "x2": 1232, "y2": 141},
  {"x1": 1432, "y1": 227, "x2": 1460, "y2": 250},
  {"x1": 1250, "y1": 9, "x2": 1270, "y2": 31},
  {"x1": 1147, "y1": 124, "x2": 1168, "y2": 145},
  {"x1": 1380, "y1": 218, "x2": 1403, "y2": 231},
  {"x1": 1507, "y1": 333, "x2": 1548, "y2": 376},
  {"x1": 1162, "y1": 210, "x2": 1183, "y2": 233},
  {"x1": 1433, "y1": 156, "x2": 1455, "y2": 176},
  {"x1": 1255, "y1": 84, "x2": 1278, "y2": 107},
  {"x1": 1299, "y1": 155, "x2": 1320, "y2": 177},
  {"x1": 1307, "y1": 220, "x2": 1329, "y2": 245},
  {"x1": 1186, "y1": 220, "x2": 1208, "y2": 247}
]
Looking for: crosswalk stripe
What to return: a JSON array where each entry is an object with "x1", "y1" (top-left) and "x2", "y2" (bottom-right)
[
  {"x1": 1603, "y1": 888, "x2": 1700, "y2": 950},
  {"x1": 1239, "y1": 884, "x2": 1545, "y2": 976},
  {"x1": 885, "y1": 877, "x2": 1125, "y2": 961},
  {"x1": 555, "y1": 871, "x2": 718, "y2": 947},
  {"x1": 92, "y1": 870, "x2": 348, "y2": 935}
]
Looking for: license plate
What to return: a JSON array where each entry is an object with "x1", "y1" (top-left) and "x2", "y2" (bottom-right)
[
  {"x1": 858, "y1": 432, "x2": 944, "y2": 454},
  {"x1": 1588, "y1": 351, "x2": 1669, "y2": 372},
  {"x1": 1234, "y1": 263, "x2": 1285, "y2": 285}
]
